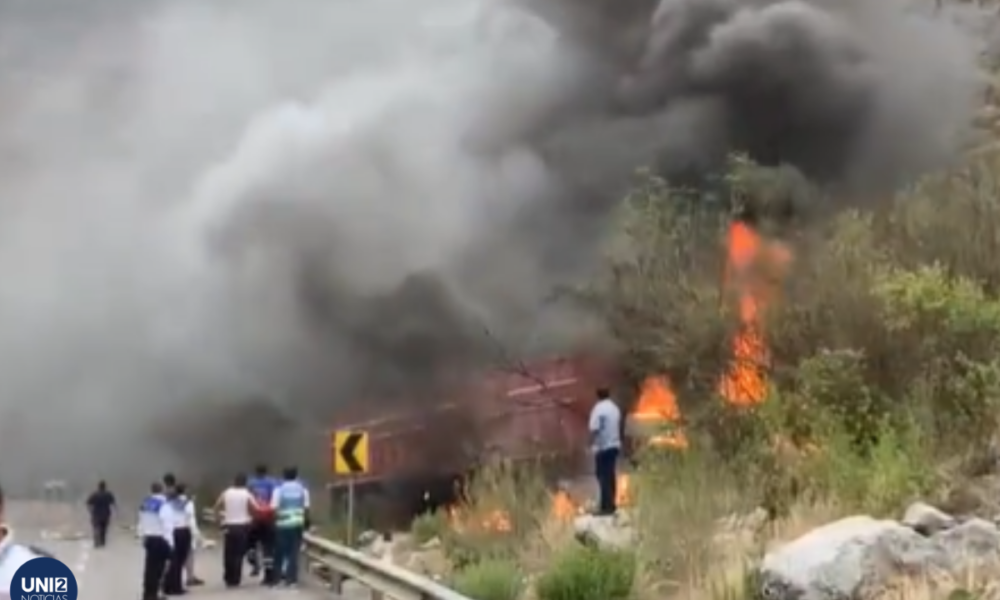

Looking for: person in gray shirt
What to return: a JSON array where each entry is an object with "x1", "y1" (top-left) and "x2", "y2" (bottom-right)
[{"x1": 588, "y1": 387, "x2": 622, "y2": 515}]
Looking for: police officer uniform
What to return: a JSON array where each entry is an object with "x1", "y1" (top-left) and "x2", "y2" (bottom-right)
[
  {"x1": 138, "y1": 490, "x2": 173, "y2": 600},
  {"x1": 0, "y1": 527, "x2": 42, "y2": 594},
  {"x1": 162, "y1": 492, "x2": 193, "y2": 596},
  {"x1": 271, "y1": 474, "x2": 309, "y2": 586}
]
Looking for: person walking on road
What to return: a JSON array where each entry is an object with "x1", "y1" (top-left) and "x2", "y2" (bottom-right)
[
  {"x1": 86, "y1": 480, "x2": 116, "y2": 548},
  {"x1": 138, "y1": 482, "x2": 173, "y2": 600},
  {"x1": 589, "y1": 387, "x2": 622, "y2": 516},
  {"x1": 162, "y1": 483, "x2": 192, "y2": 596},
  {"x1": 246, "y1": 464, "x2": 278, "y2": 584},
  {"x1": 214, "y1": 473, "x2": 260, "y2": 588},
  {"x1": 271, "y1": 467, "x2": 310, "y2": 588}
]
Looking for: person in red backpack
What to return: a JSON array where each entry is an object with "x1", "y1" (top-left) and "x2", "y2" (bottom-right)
[{"x1": 246, "y1": 464, "x2": 279, "y2": 585}]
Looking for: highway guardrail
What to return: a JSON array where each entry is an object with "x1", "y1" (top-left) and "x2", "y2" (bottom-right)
[{"x1": 202, "y1": 509, "x2": 470, "y2": 600}]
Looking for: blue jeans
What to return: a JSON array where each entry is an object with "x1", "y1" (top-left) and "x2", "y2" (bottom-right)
[
  {"x1": 595, "y1": 447, "x2": 620, "y2": 515},
  {"x1": 274, "y1": 526, "x2": 304, "y2": 584}
]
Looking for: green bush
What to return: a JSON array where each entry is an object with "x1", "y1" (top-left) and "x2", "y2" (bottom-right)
[
  {"x1": 411, "y1": 511, "x2": 448, "y2": 545},
  {"x1": 535, "y1": 545, "x2": 636, "y2": 600},
  {"x1": 451, "y1": 559, "x2": 523, "y2": 600}
]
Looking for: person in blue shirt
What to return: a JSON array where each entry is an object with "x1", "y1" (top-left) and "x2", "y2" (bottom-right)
[
  {"x1": 137, "y1": 482, "x2": 173, "y2": 600},
  {"x1": 589, "y1": 387, "x2": 623, "y2": 516},
  {"x1": 270, "y1": 467, "x2": 310, "y2": 588},
  {"x1": 246, "y1": 464, "x2": 278, "y2": 584}
]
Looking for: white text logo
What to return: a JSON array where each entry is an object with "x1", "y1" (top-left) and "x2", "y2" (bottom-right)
[{"x1": 20, "y1": 578, "x2": 67, "y2": 593}]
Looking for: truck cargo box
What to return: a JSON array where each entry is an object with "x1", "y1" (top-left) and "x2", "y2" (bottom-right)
[{"x1": 329, "y1": 354, "x2": 613, "y2": 489}]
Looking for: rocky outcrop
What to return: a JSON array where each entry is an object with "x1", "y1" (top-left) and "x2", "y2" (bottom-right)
[
  {"x1": 901, "y1": 501, "x2": 956, "y2": 536},
  {"x1": 760, "y1": 503, "x2": 1000, "y2": 600},
  {"x1": 573, "y1": 512, "x2": 636, "y2": 550}
]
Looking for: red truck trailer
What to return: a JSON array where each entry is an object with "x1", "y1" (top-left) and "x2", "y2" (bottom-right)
[{"x1": 327, "y1": 354, "x2": 615, "y2": 525}]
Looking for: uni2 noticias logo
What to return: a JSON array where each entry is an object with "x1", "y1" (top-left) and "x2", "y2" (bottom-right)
[{"x1": 11, "y1": 557, "x2": 78, "y2": 600}]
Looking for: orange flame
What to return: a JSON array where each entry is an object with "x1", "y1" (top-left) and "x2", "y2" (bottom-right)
[
  {"x1": 549, "y1": 473, "x2": 634, "y2": 520},
  {"x1": 448, "y1": 505, "x2": 513, "y2": 532},
  {"x1": 552, "y1": 491, "x2": 578, "y2": 519},
  {"x1": 632, "y1": 376, "x2": 688, "y2": 448},
  {"x1": 717, "y1": 221, "x2": 790, "y2": 406}
]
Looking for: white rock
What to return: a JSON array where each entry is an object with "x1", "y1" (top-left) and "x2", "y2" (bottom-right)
[
  {"x1": 573, "y1": 514, "x2": 635, "y2": 550},
  {"x1": 932, "y1": 517, "x2": 1000, "y2": 568},
  {"x1": 357, "y1": 530, "x2": 380, "y2": 547},
  {"x1": 421, "y1": 536, "x2": 442, "y2": 550},
  {"x1": 760, "y1": 516, "x2": 948, "y2": 600},
  {"x1": 901, "y1": 502, "x2": 956, "y2": 535},
  {"x1": 761, "y1": 513, "x2": 1000, "y2": 600}
]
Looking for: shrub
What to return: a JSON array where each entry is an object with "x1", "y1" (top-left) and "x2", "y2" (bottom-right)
[
  {"x1": 439, "y1": 459, "x2": 550, "y2": 568},
  {"x1": 411, "y1": 510, "x2": 449, "y2": 545},
  {"x1": 451, "y1": 559, "x2": 524, "y2": 600},
  {"x1": 535, "y1": 545, "x2": 635, "y2": 600}
]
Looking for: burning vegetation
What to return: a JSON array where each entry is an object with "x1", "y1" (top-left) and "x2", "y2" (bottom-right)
[
  {"x1": 404, "y1": 145, "x2": 1000, "y2": 600},
  {"x1": 625, "y1": 213, "x2": 793, "y2": 451},
  {"x1": 436, "y1": 208, "x2": 795, "y2": 533}
]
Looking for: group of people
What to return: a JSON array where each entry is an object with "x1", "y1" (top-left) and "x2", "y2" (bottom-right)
[
  {"x1": 137, "y1": 473, "x2": 205, "y2": 600},
  {"x1": 214, "y1": 465, "x2": 311, "y2": 590},
  {"x1": 138, "y1": 464, "x2": 310, "y2": 600}
]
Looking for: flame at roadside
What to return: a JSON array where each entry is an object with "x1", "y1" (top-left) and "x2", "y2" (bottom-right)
[{"x1": 627, "y1": 220, "x2": 793, "y2": 448}]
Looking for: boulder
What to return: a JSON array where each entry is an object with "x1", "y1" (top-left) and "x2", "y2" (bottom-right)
[
  {"x1": 760, "y1": 512, "x2": 1000, "y2": 600},
  {"x1": 933, "y1": 518, "x2": 1000, "y2": 568},
  {"x1": 760, "y1": 516, "x2": 948, "y2": 600},
  {"x1": 573, "y1": 513, "x2": 635, "y2": 550},
  {"x1": 901, "y1": 501, "x2": 956, "y2": 536}
]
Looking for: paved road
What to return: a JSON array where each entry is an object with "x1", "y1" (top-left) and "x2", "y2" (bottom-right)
[{"x1": 7, "y1": 501, "x2": 338, "y2": 600}]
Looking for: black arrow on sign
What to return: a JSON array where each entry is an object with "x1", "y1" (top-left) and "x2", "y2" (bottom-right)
[{"x1": 340, "y1": 432, "x2": 364, "y2": 473}]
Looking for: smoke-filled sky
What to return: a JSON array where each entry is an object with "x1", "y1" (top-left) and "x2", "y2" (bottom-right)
[{"x1": 0, "y1": 0, "x2": 986, "y2": 490}]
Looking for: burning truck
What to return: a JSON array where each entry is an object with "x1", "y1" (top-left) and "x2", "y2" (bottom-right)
[{"x1": 328, "y1": 212, "x2": 792, "y2": 527}]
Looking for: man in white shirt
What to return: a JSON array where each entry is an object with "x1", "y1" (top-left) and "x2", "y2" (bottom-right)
[
  {"x1": 0, "y1": 484, "x2": 44, "y2": 595},
  {"x1": 137, "y1": 482, "x2": 174, "y2": 600},
  {"x1": 588, "y1": 387, "x2": 622, "y2": 516},
  {"x1": 214, "y1": 473, "x2": 260, "y2": 588}
]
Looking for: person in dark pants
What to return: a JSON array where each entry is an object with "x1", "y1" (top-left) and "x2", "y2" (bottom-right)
[
  {"x1": 223, "y1": 522, "x2": 250, "y2": 587},
  {"x1": 86, "y1": 480, "x2": 116, "y2": 548},
  {"x1": 588, "y1": 387, "x2": 623, "y2": 515},
  {"x1": 162, "y1": 484, "x2": 192, "y2": 596},
  {"x1": 138, "y1": 482, "x2": 173, "y2": 600},
  {"x1": 214, "y1": 473, "x2": 259, "y2": 588},
  {"x1": 271, "y1": 467, "x2": 310, "y2": 587},
  {"x1": 246, "y1": 464, "x2": 278, "y2": 584}
]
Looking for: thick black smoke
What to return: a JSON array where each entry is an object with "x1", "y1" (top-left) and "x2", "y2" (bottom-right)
[{"x1": 0, "y1": 0, "x2": 983, "y2": 488}]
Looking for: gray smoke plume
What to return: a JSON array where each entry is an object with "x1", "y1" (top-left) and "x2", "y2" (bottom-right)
[{"x1": 0, "y1": 0, "x2": 983, "y2": 490}]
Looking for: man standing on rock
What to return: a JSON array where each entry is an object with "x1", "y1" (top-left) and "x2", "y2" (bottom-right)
[{"x1": 589, "y1": 387, "x2": 622, "y2": 516}]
